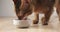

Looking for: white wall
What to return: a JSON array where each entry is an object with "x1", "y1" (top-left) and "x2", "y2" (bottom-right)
[{"x1": 0, "y1": 0, "x2": 16, "y2": 17}]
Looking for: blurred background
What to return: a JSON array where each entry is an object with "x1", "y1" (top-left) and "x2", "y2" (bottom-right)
[{"x1": 0, "y1": 0, "x2": 16, "y2": 17}]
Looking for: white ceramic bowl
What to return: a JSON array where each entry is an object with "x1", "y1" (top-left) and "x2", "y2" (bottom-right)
[{"x1": 13, "y1": 19, "x2": 32, "y2": 28}]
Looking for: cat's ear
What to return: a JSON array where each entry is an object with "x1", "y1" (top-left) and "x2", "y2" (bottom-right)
[{"x1": 13, "y1": 0, "x2": 17, "y2": 4}]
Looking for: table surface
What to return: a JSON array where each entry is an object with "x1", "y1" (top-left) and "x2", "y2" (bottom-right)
[{"x1": 0, "y1": 13, "x2": 60, "y2": 32}]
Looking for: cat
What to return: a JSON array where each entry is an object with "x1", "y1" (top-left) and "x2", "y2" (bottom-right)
[{"x1": 13, "y1": 0, "x2": 60, "y2": 25}]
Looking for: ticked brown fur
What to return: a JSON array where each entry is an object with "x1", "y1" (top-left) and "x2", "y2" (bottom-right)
[{"x1": 13, "y1": 0, "x2": 60, "y2": 25}]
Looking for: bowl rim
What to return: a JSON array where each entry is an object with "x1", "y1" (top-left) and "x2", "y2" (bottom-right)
[{"x1": 13, "y1": 19, "x2": 32, "y2": 21}]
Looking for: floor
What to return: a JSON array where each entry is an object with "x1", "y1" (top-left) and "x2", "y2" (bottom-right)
[{"x1": 0, "y1": 11, "x2": 60, "y2": 32}]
